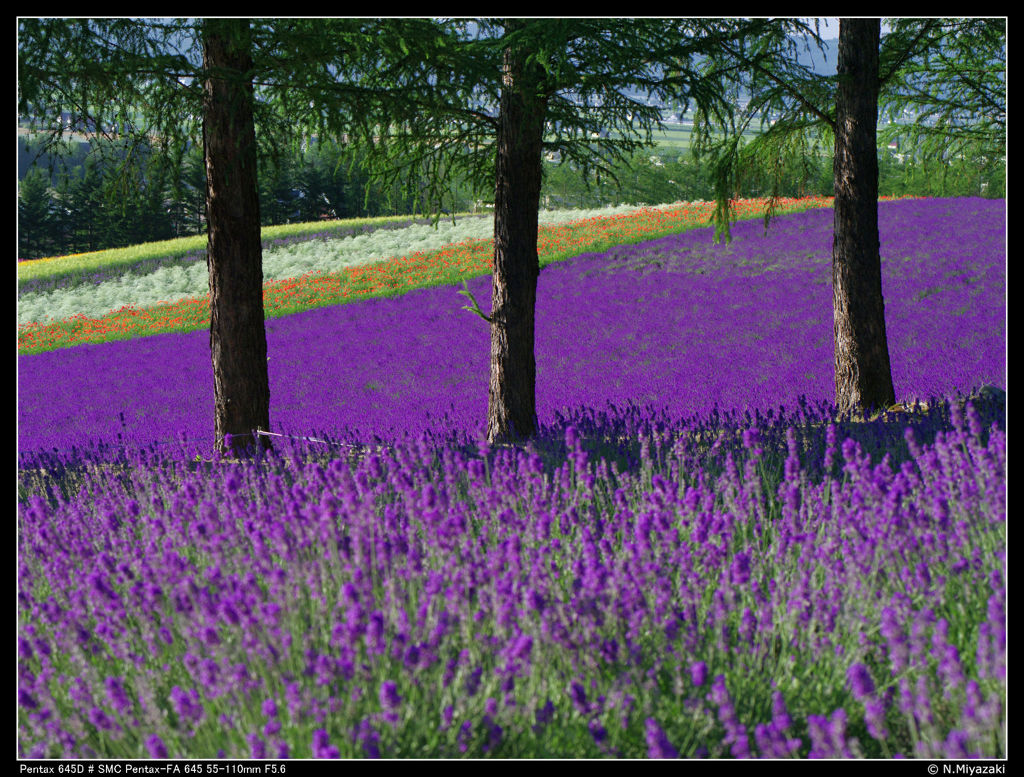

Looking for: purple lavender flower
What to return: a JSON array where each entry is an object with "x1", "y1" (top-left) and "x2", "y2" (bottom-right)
[
  {"x1": 742, "y1": 428, "x2": 761, "y2": 451},
  {"x1": 457, "y1": 719, "x2": 473, "y2": 754},
  {"x1": 87, "y1": 706, "x2": 117, "y2": 731},
  {"x1": 846, "y1": 662, "x2": 876, "y2": 700},
  {"x1": 645, "y1": 718, "x2": 680, "y2": 758},
  {"x1": 730, "y1": 551, "x2": 752, "y2": 585},
  {"x1": 807, "y1": 711, "x2": 854, "y2": 758},
  {"x1": 532, "y1": 699, "x2": 555, "y2": 733},
  {"x1": 569, "y1": 681, "x2": 588, "y2": 714},
  {"x1": 464, "y1": 665, "x2": 483, "y2": 697},
  {"x1": 508, "y1": 633, "x2": 533, "y2": 662},
  {"x1": 145, "y1": 734, "x2": 168, "y2": 758},
  {"x1": 600, "y1": 637, "x2": 619, "y2": 664},
  {"x1": 943, "y1": 729, "x2": 972, "y2": 759},
  {"x1": 771, "y1": 690, "x2": 793, "y2": 732},
  {"x1": 481, "y1": 715, "x2": 503, "y2": 753},
  {"x1": 863, "y1": 697, "x2": 889, "y2": 741},
  {"x1": 247, "y1": 734, "x2": 267, "y2": 759},
  {"x1": 402, "y1": 642, "x2": 421, "y2": 670},
  {"x1": 690, "y1": 660, "x2": 708, "y2": 687},
  {"x1": 440, "y1": 704, "x2": 455, "y2": 731},
  {"x1": 379, "y1": 680, "x2": 402, "y2": 711},
  {"x1": 168, "y1": 685, "x2": 204, "y2": 727},
  {"x1": 312, "y1": 728, "x2": 341, "y2": 758},
  {"x1": 754, "y1": 719, "x2": 803, "y2": 758}
]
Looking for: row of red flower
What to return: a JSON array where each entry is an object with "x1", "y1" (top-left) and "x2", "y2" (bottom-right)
[{"x1": 19, "y1": 197, "x2": 853, "y2": 354}]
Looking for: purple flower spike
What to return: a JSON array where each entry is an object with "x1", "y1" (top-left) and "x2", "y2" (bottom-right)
[
  {"x1": 847, "y1": 662, "x2": 876, "y2": 700},
  {"x1": 509, "y1": 633, "x2": 533, "y2": 661},
  {"x1": 565, "y1": 425, "x2": 579, "y2": 449},
  {"x1": 88, "y1": 706, "x2": 116, "y2": 731},
  {"x1": 690, "y1": 660, "x2": 708, "y2": 687},
  {"x1": 379, "y1": 680, "x2": 402, "y2": 711},
  {"x1": 771, "y1": 691, "x2": 793, "y2": 732},
  {"x1": 247, "y1": 734, "x2": 267, "y2": 759},
  {"x1": 532, "y1": 699, "x2": 555, "y2": 733},
  {"x1": 730, "y1": 552, "x2": 751, "y2": 585},
  {"x1": 569, "y1": 681, "x2": 588, "y2": 713},
  {"x1": 464, "y1": 665, "x2": 483, "y2": 697},
  {"x1": 312, "y1": 728, "x2": 341, "y2": 758},
  {"x1": 742, "y1": 428, "x2": 761, "y2": 451},
  {"x1": 145, "y1": 734, "x2": 168, "y2": 758},
  {"x1": 864, "y1": 698, "x2": 889, "y2": 741},
  {"x1": 105, "y1": 676, "x2": 132, "y2": 715},
  {"x1": 645, "y1": 718, "x2": 680, "y2": 758}
]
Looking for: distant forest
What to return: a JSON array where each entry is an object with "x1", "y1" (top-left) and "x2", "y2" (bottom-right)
[{"x1": 17, "y1": 131, "x2": 1005, "y2": 261}]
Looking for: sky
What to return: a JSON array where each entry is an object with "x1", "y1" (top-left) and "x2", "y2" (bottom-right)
[{"x1": 807, "y1": 18, "x2": 894, "y2": 36}]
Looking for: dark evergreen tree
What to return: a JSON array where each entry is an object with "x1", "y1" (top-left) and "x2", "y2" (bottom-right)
[
  {"x1": 61, "y1": 157, "x2": 106, "y2": 253},
  {"x1": 178, "y1": 145, "x2": 208, "y2": 237},
  {"x1": 17, "y1": 168, "x2": 55, "y2": 260}
]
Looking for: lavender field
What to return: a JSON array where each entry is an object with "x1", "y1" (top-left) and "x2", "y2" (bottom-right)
[
  {"x1": 18, "y1": 198, "x2": 1004, "y2": 457},
  {"x1": 17, "y1": 197, "x2": 1006, "y2": 759}
]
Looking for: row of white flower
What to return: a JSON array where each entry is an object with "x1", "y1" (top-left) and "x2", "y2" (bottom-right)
[{"x1": 18, "y1": 203, "x2": 683, "y2": 326}]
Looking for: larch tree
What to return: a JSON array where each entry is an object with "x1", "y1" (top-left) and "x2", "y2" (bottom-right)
[
  {"x1": 878, "y1": 18, "x2": 1006, "y2": 194},
  {"x1": 19, "y1": 19, "x2": 271, "y2": 456},
  {"x1": 17, "y1": 18, "x2": 411, "y2": 456},
  {"x1": 691, "y1": 17, "x2": 1004, "y2": 417},
  {"x1": 831, "y1": 19, "x2": 894, "y2": 414},
  {"x1": 486, "y1": 20, "x2": 547, "y2": 442},
  {"x1": 329, "y1": 18, "x2": 806, "y2": 443},
  {"x1": 200, "y1": 19, "x2": 271, "y2": 457}
]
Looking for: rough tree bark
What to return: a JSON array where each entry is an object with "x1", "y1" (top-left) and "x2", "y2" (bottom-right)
[
  {"x1": 487, "y1": 30, "x2": 547, "y2": 443},
  {"x1": 202, "y1": 19, "x2": 272, "y2": 456},
  {"x1": 832, "y1": 18, "x2": 896, "y2": 416}
]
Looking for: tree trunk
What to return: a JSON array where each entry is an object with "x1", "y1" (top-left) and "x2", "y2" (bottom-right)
[
  {"x1": 202, "y1": 19, "x2": 271, "y2": 456},
  {"x1": 487, "y1": 29, "x2": 546, "y2": 443},
  {"x1": 832, "y1": 18, "x2": 896, "y2": 416}
]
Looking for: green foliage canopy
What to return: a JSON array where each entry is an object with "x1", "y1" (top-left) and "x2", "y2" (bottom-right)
[{"x1": 690, "y1": 17, "x2": 1006, "y2": 235}]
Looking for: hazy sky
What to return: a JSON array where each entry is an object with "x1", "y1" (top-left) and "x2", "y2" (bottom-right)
[{"x1": 807, "y1": 18, "x2": 894, "y2": 36}]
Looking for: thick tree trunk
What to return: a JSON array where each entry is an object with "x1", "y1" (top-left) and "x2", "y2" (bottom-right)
[
  {"x1": 202, "y1": 19, "x2": 271, "y2": 456},
  {"x1": 832, "y1": 18, "x2": 896, "y2": 416},
  {"x1": 487, "y1": 32, "x2": 546, "y2": 443}
]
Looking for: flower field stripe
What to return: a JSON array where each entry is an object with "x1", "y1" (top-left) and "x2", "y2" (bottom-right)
[
  {"x1": 18, "y1": 197, "x2": 842, "y2": 354},
  {"x1": 17, "y1": 211, "x2": 477, "y2": 284},
  {"x1": 18, "y1": 203, "x2": 699, "y2": 325},
  {"x1": 17, "y1": 402, "x2": 1006, "y2": 758}
]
